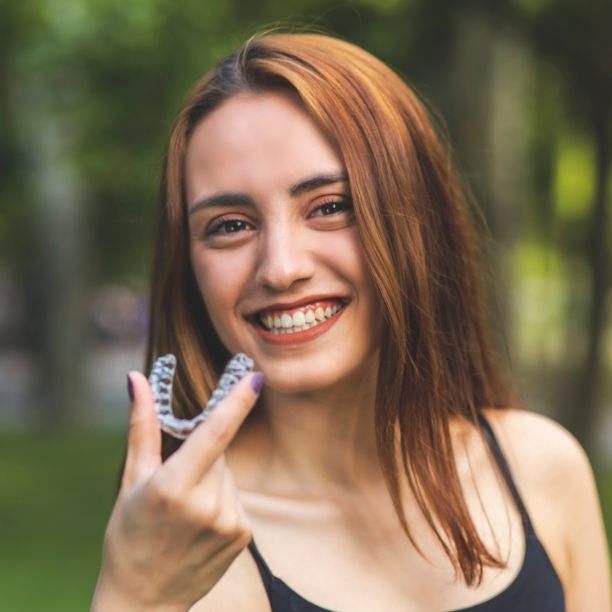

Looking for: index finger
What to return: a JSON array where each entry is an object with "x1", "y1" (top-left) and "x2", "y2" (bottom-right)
[
  {"x1": 123, "y1": 371, "x2": 162, "y2": 488},
  {"x1": 163, "y1": 371, "x2": 263, "y2": 483}
]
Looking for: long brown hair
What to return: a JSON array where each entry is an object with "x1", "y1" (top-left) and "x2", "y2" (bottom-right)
[{"x1": 146, "y1": 32, "x2": 512, "y2": 585}]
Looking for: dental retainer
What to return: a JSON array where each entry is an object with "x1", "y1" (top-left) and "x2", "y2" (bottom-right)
[{"x1": 148, "y1": 353, "x2": 255, "y2": 439}]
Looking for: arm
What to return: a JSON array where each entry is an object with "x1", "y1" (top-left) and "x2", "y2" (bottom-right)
[{"x1": 560, "y1": 434, "x2": 611, "y2": 611}]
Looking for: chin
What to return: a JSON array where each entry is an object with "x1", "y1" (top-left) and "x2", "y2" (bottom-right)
[
  {"x1": 257, "y1": 350, "x2": 379, "y2": 397},
  {"x1": 262, "y1": 371, "x2": 337, "y2": 395}
]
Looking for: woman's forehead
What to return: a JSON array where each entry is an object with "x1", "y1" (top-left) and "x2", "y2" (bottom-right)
[{"x1": 184, "y1": 91, "x2": 345, "y2": 206}]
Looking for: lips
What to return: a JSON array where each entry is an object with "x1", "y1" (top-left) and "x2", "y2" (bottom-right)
[{"x1": 247, "y1": 296, "x2": 349, "y2": 344}]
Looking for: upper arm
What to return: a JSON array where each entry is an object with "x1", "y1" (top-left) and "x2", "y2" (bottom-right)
[
  {"x1": 557, "y1": 434, "x2": 611, "y2": 611},
  {"x1": 483, "y1": 409, "x2": 611, "y2": 611}
]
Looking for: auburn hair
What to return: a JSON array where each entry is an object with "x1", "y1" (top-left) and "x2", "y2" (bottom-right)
[{"x1": 146, "y1": 32, "x2": 513, "y2": 585}]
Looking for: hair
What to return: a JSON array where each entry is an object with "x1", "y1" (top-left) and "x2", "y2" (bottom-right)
[{"x1": 146, "y1": 31, "x2": 513, "y2": 585}]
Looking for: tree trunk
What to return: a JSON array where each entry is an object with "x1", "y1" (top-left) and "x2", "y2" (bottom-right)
[{"x1": 15, "y1": 80, "x2": 89, "y2": 427}]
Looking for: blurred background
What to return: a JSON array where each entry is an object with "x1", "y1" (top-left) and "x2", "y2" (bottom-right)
[{"x1": 1, "y1": 0, "x2": 610, "y2": 609}]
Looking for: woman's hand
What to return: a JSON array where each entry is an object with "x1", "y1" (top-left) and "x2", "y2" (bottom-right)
[{"x1": 90, "y1": 369, "x2": 263, "y2": 612}]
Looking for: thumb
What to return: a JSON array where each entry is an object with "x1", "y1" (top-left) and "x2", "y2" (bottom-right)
[{"x1": 122, "y1": 371, "x2": 162, "y2": 488}]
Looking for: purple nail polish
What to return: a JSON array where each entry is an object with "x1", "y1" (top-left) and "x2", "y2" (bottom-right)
[
  {"x1": 251, "y1": 372, "x2": 264, "y2": 394},
  {"x1": 127, "y1": 374, "x2": 134, "y2": 402}
]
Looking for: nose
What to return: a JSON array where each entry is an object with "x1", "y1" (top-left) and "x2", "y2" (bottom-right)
[{"x1": 254, "y1": 222, "x2": 315, "y2": 291}]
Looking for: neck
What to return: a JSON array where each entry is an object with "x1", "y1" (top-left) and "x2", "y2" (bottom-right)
[{"x1": 231, "y1": 360, "x2": 384, "y2": 497}]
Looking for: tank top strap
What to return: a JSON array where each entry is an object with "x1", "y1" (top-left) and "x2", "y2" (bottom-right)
[
  {"x1": 248, "y1": 538, "x2": 274, "y2": 591},
  {"x1": 477, "y1": 412, "x2": 535, "y2": 536}
]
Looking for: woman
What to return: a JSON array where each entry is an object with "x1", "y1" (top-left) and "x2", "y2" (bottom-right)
[{"x1": 91, "y1": 33, "x2": 610, "y2": 611}]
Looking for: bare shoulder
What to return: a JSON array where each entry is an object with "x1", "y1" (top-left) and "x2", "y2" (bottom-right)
[
  {"x1": 482, "y1": 408, "x2": 611, "y2": 611},
  {"x1": 481, "y1": 408, "x2": 589, "y2": 485},
  {"x1": 481, "y1": 407, "x2": 596, "y2": 530}
]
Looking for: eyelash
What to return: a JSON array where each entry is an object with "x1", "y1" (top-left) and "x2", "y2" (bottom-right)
[
  {"x1": 204, "y1": 197, "x2": 353, "y2": 238},
  {"x1": 205, "y1": 217, "x2": 254, "y2": 237},
  {"x1": 309, "y1": 197, "x2": 353, "y2": 218}
]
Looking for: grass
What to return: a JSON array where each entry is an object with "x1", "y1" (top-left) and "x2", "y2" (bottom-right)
[
  {"x1": 0, "y1": 429, "x2": 610, "y2": 611},
  {"x1": 0, "y1": 430, "x2": 126, "y2": 612}
]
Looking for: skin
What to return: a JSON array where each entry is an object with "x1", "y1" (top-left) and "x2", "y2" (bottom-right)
[{"x1": 91, "y1": 91, "x2": 611, "y2": 612}]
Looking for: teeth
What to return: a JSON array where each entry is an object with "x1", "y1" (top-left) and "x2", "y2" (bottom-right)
[{"x1": 258, "y1": 302, "x2": 345, "y2": 334}]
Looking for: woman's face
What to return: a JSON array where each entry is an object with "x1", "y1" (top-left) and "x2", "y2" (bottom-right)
[{"x1": 185, "y1": 91, "x2": 381, "y2": 394}]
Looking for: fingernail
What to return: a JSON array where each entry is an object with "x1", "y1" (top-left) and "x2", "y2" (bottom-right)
[
  {"x1": 251, "y1": 372, "x2": 264, "y2": 394},
  {"x1": 127, "y1": 374, "x2": 134, "y2": 402}
]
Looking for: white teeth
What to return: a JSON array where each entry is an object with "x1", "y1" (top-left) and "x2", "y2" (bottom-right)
[{"x1": 258, "y1": 302, "x2": 345, "y2": 334}]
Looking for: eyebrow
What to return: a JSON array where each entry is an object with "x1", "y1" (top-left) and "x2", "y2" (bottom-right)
[
  {"x1": 289, "y1": 171, "x2": 349, "y2": 197},
  {"x1": 188, "y1": 171, "x2": 349, "y2": 216}
]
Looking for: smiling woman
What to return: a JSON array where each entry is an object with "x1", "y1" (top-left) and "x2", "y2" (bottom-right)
[
  {"x1": 185, "y1": 91, "x2": 380, "y2": 394},
  {"x1": 91, "y1": 32, "x2": 610, "y2": 612}
]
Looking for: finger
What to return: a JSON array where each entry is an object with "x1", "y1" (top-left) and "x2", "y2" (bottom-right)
[
  {"x1": 190, "y1": 459, "x2": 252, "y2": 540},
  {"x1": 164, "y1": 371, "x2": 263, "y2": 484},
  {"x1": 122, "y1": 371, "x2": 162, "y2": 487}
]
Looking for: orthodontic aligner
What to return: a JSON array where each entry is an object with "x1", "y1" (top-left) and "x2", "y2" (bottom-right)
[{"x1": 148, "y1": 352, "x2": 254, "y2": 440}]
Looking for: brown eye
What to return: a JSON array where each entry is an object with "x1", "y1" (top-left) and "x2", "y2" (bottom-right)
[
  {"x1": 206, "y1": 218, "x2": 254, "y2": 237},
  {"x1": 310, "y1": 198, "x2": 353, "y2": 217}
]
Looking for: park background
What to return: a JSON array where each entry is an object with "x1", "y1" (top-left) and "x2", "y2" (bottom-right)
[{"x1": 0, "y1": 0, "x2": 611, "y2": 609}]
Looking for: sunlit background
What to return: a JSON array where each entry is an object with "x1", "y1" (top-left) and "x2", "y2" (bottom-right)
[{"x1": 1, "y1": 0, "x2": 610, "y2": 609}]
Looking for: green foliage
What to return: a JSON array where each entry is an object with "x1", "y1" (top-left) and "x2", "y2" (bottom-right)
[
  {"x1": 511, "y1": 242, "x2": 568, "y2": 365},
  {"x1": 554, "y1": 129, "x2": 595, "y2": 221}
]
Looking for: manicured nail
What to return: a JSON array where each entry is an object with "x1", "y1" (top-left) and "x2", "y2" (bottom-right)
[
  {"x1": 251, "y1": 372, "x2": 264, "y2": 394},
  {"x1": 127, "y1": 374, "x2": 134, "y2": 402}
]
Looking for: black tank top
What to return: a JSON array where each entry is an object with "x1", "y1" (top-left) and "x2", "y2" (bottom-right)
[{"x1": 247, "y1": 414, "x2": 566, "y2": 611}]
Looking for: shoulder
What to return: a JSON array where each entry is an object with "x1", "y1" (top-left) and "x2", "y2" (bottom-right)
[
  {"x1": 481, "y1": 408, "x2": 611, "y2": 611},
  {"x1": 481, "y1": 407, "x2": 596, "y2": 530},
  {"x1": 478, "y1": 408, "x2": 591, "y2": 550},
  {"x1": 481, "y1": 408, "x2": 589, "y2": 487}
]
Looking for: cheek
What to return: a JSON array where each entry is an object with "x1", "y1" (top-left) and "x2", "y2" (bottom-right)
[
  {"x1": 335, "y1": 231, "x2": 382, "y2": 341},
  {"x1": 190, "y1": 248, "x2": 250, "y2": 332},
  {"x1": 333, "y1": 230, "x2": 377, "y2": 300}
]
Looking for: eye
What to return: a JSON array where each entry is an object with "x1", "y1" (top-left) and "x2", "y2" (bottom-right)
[
  {"x1": 205, "y1": 216, "x2": 255, "y2": 237},
  {"x1": 309, "y1": 197, "x2": 353, "y2": 218}
]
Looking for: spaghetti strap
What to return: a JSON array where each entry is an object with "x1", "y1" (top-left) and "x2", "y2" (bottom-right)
[
  {"x1": 248, "y1": 539, "x2": 274, "y2": 591},
  {"x1": 477, "y1": 412, "x2": 535, "y2": 536}
]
